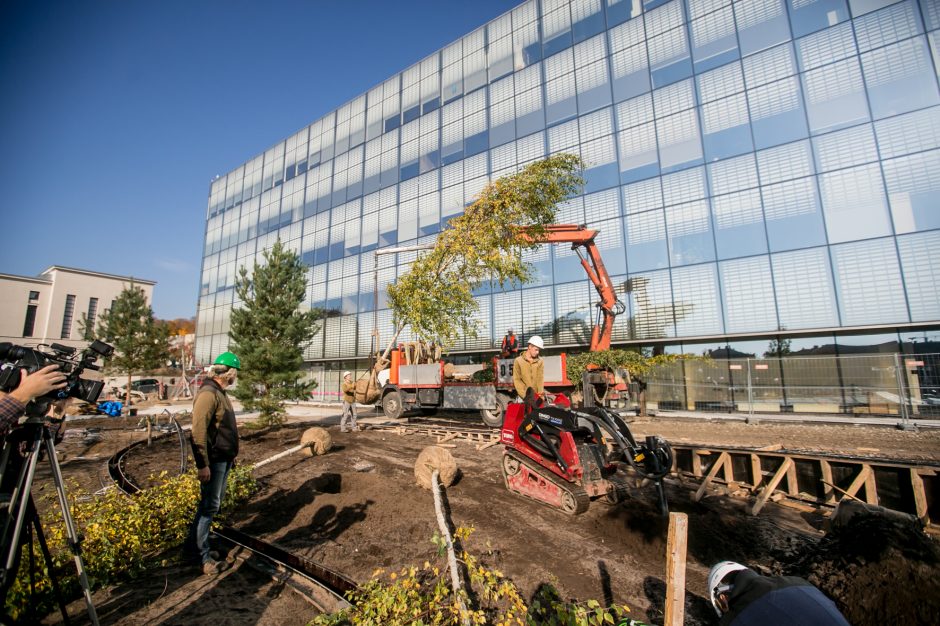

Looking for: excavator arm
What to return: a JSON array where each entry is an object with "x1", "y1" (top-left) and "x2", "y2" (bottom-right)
[{"x1": 517, "y1": 224, "x2": 625, "y2": 351}]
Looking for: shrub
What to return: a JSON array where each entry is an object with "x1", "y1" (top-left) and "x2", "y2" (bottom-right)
[
  {"x1": 311, "y1": 527, "x2": 643, "y2": 626},
  {"x1": 5, "y1": 465, "x2": 257, "y2": 621}
]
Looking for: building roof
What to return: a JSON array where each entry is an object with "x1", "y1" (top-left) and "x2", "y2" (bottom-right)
[
  {"x1": 39, "y1": 265, "x2": 156, "y2": 285},
  {"x1": 0, "y1": 272, "x2": 52, "y2": 285}
]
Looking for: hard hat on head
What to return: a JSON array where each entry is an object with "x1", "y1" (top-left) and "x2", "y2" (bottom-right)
[
  {"x1": 707, "y1": 561, "x2": 748, "y2": 616},
  {"x1": 528, "y1": 335, "x2": 544, "y2": 349},
  {"x1": 343, "y1": 371, "x2": 351, "y2": 378},
  {"x1": 507, "y1": 328, "x2": 514, "y2": 334},
  {"x1": 213, "y1": 351, "x2": 241, "y2": 370}
]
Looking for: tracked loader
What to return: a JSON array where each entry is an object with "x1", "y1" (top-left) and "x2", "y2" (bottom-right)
[{"x1": 499, "y1": 391, "x2": 673, "y2": 516}]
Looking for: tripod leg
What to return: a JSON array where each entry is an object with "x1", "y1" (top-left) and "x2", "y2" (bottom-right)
[
  {"x1": 27, "y1": 498, "x2": 72, "y2": 625},
  {"x1": 43, "y1": 434, "x2": 99, "y2": 626},
  {"x1": 1, "y1": 434, "x2": 43, "y2": 586}
]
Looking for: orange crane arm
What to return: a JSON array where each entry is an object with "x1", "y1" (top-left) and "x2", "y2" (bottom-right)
[{"x1": 516, "y1": 224, "x2": 625, "y2": 351}]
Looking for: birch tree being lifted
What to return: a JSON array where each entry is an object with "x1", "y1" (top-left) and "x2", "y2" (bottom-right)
[{"x1": 357, "y1": 154, "x2": 584, "y2": 403}]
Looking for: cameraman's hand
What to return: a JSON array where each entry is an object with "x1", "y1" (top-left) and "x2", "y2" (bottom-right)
[
  {"x1": 197, "y1": 467, "x2": 211, "y2": 483},
  {"x1": 10, "y1": 365, "x2": 67, "y2": 404}
]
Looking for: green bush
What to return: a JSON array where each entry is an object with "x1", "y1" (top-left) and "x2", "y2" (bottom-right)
[
  {"x1": 5, "y1": 465, "x2": 257, "y2": 621},
  {"x1": 311, "y1": 527, "x2": 644, "y2": 626}
]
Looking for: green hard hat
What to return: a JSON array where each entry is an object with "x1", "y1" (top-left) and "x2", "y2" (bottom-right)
[{"x1": 213, "y1": 351, "x2": 241, "y2": 369}]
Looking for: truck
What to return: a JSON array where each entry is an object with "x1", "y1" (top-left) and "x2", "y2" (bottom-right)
[{"x1": 377, "y1": 224, "x2": 627, "y2": 426}]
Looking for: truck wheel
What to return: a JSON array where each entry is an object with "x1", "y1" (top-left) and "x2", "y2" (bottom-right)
[
  {"x1": 383, "y1": 391, "x2": 403, "y2": 420},
  {"x1": 480, "y1": 393, "x2": 508, "y2": 428}
]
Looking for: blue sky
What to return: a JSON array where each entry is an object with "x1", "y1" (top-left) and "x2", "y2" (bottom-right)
[{"x1": 0, "y1": 0, "x2": 518, "y2": 320}]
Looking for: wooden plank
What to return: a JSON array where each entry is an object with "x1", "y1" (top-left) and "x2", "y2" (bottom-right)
[
  {"x1": 694, "y1": 451, "x2": 729, "y2": 502},
  {"x1": 664, "y1": 512, "x2": 689, "y2": 626},
  {"x1": 845, "y1": 463, "x2": 871, "y2": 500},
  {"x1": 820, "y1": 479, "x2": 865, "y2": 503},
  {"x1": 476, "y1": 440, "x2": 500, "y2": 451},
  {"x1": 691, "y1": 451, "x2": 703, "y2": 478},
  {"x1": 820, "y1": 460, "x2": 836, "y2": 504},
  {"x1": 786, "y1": 459, "x2": 799, "y2": 497},
  {"x1": 864, "y1": 467, "x2": 879, "y2": 506},
  {"x1": 757, "y1": 443, "x2": 783, "y2": 452},
  {"x1": 749, "y1": 454, "x2": 762, "y2": 493},
  {"x1": 842, "y1": 465, "x2": 871, "y2": 502},
  {"x1": 751, "y1": 457, "x2": 794, "y2": 515},
  {"x1": 724, "y1": 453, "x2": 738, "y2": 493},
  {"x1": 911, "y1": 469, "x2": 929, "y2": 524}
]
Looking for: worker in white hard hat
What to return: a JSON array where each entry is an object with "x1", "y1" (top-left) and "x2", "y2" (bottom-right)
[
  {"x1": 708, "y1": 561, "x2": 850, "y2": 625},
  {"x1": 513, "y1": 335, "x2": 544, "y2": 401},
  {"x1": 340, "y1": 371, "x2": 358, "y2": 433},
  {"x1": 500, "y1": 328, "x2": 519, "y2": 359}
]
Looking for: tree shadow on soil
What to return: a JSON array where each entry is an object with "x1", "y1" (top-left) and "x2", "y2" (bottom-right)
[
  {"x1": 237, "y1": 473, "x2": 344, "y2": 536},
  {"x1": 279, "y1": 497, "x2": 375, "y2": 545}
]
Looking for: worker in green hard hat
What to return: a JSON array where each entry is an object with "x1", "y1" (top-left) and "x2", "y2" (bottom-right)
[{"x1": 183, "y1": 351, "x2": 241, "y2": 575}]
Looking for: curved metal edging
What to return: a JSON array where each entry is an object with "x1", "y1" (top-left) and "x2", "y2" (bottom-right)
[{"x1": 106, "y1": 434, "x2": 356, "y2": 611}]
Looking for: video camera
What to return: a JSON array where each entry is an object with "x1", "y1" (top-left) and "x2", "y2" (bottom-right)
[{"x1": 0, "y1": 340, "x2": 114, "y2": 417}]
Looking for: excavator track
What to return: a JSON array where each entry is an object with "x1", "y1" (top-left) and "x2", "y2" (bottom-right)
[{"x1": 501, "y1": 449, "x2": 591, "y2": 515}]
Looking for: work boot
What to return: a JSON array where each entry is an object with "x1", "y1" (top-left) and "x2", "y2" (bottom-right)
[{"x1": 202, "y1": 558, "x2": 228, "y2": 576}]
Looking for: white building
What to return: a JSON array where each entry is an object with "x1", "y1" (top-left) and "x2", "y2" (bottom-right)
[{"x1": 0, "y1": 266, "x2": 155, "y2": 353}]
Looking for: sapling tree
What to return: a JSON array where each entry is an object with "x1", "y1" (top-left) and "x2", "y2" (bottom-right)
[
  {"x1": 385, "y1": 153, "x2": 584, "y2": 353},
  {"x1": 228, "y1": 239, "x2": 322, "y2": 427},
  {"x1": 94, "y1": 284, "x2": 170, "y2": 410}
]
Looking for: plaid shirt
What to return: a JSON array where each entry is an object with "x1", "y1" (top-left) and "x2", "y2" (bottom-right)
[{"x1": 0, "y1": 395, "x2": 25, "y2": 436}]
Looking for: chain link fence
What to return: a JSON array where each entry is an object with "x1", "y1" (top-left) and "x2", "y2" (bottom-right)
[{"x1": 646, "y1": 353, "x2": 940, "y2": 421}]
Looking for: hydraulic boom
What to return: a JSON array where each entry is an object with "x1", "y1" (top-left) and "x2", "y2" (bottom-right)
[{"x1": 518, "y1": 224, "x2": 626, "y2": 351}]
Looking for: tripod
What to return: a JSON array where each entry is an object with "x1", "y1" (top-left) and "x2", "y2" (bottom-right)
[{"x1": 0, "y1": 419, "x2": 98, "y2": 625}]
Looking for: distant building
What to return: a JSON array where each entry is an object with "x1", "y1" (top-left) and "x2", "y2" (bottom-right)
[{"x1": 0, "y1": 266, "x2": 155, "y2": 353}]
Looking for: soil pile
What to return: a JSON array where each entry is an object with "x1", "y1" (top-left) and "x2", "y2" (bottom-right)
[{"x1": 786, "y1": 508, "x2": 940, "y2": 625}]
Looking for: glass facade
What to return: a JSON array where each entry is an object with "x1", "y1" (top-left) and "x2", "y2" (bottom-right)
[{"x1": 197, "y1": 0, "x2": 940, "y2": 366}]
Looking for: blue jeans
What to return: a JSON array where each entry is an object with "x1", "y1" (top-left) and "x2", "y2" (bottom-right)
[{"x1": 184, "y1": 460, "x2": 231, "y2": 564}]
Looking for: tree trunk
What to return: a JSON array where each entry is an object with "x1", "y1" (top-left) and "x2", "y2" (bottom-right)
[
  {"x1": 638, "y1": 381, "x2": 649, "y2": 417},
  {"x1": 125, "y1": 372, "x2": 133, "y2": 421},
  {"x1": 379, "y1": 323, "x2": 407, "y2": 362}
]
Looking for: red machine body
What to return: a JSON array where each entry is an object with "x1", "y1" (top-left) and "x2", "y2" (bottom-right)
[
  {"x1": 499, "y1": 395, "x2": 674, "y2": 515},
  {"x1": 499, "y1": 397, "x2": 630, "y2": 514}
]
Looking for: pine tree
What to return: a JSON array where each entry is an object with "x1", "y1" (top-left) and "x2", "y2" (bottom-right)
[
  {"x1": 229, "y1": 239, "x2": 321, "y2": 427},
  {"x1": 94, "y1": 284, "x2": 170, "y2": 409}
]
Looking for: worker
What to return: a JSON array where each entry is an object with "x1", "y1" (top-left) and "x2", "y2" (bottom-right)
[
  {"x1": 340, "y1": 371, "x2": 358, "y2": 432},
  {"x1": 708, "y1": 561, "x2": 850, "y2": 625},
  {"x1": 500, "y1": 328, "x2": 519, "y2": 359},
  {"x1": 513, "y1": 335, "x2": 544, "y2": 401},
  {"x1": 184, "y1": 351, "x2": 241, "y2": 576}
]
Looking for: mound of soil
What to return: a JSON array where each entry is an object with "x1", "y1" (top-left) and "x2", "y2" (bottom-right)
[{"x1": 784, "y1": 509, "x2": 940, "y2": 625}]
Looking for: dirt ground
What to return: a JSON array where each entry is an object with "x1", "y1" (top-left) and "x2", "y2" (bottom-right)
[{"x1": 39, "y1": 409, "x2": 940, "y2": 625}]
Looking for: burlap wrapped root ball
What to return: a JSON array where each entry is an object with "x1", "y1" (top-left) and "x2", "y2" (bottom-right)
[
  {"x1": 414, "y1": 445, "x2": 459, "y2": 490},
  {"x1": 300, "y1": 427, "x2": 332, "y2": 457}
]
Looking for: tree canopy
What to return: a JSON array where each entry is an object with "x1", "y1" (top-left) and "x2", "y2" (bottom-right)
[
  {"x1": 385, "y1": 153, "x2": 584, "y2": 354},
  {"x1": 93, "y1": 284, "x2": 170, "y2": 407},
  {"x1": 229, "y1": 239, "x2": 322, "y2": 427}
]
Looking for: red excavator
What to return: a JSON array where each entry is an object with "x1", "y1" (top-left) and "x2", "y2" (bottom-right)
[{"x1": 500, "y1": 224, "x2": 673, "y2": 515}]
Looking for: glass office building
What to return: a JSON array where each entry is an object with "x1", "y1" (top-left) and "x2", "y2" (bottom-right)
[{"x1": 197, "y1": 0, "x2": 940, "y2": 369}]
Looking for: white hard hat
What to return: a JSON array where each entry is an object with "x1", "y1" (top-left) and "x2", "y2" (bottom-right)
[
  {"x1": 707, "y1": 561, "x2": 748, "y2": 616},
  {"x1": 507, "y1": 328, "x2": 514, "y2": 333},
  {"x1": 528, "y1": 335, "x2": 544, "y2": 349},
  {"x1": 343, "y1": 371, "x2": 351, "y2": 378}
]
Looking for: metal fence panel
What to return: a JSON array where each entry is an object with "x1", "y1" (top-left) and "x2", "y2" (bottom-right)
[{"x1": 644, "y1": 353, "x2": 940, "y2": 421}]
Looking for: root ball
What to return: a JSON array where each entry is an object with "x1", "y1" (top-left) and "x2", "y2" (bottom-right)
[
  {"x1": 301, "y1": 427, "x2": 332, "y2": 457},
  {"x1": 414, "y1": 445, "x2": 458, "y2": 490}
]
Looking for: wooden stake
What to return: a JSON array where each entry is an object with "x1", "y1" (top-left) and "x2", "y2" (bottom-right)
[
  {"x1": 751, "y1": 457, "x2": 794, "y2": 515},
  {"x1": 664, "y1": 512, "x2": 688, "y2": 626}
]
